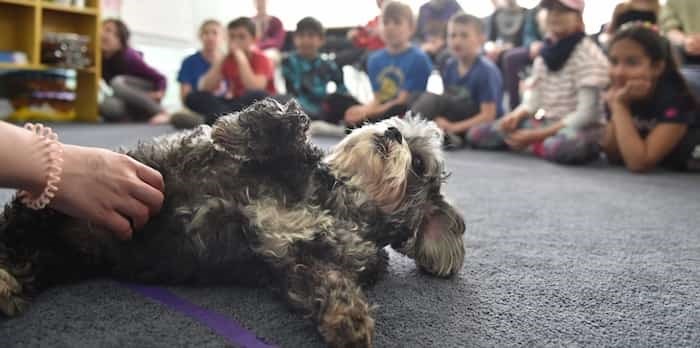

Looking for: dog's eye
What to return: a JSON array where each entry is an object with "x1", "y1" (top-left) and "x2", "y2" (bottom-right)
[{"x1": 412, "y1": 155, "x2": 425, "y2": 175}]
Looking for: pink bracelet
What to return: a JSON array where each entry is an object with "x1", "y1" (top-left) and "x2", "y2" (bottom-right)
[{"x1": 17, "y1": 123, "x2": 64, "y2": 210}]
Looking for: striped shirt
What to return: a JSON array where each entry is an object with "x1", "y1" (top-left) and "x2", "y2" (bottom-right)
[{"x1": 523, "y1": 37, "x2": 610, "y2": 127}]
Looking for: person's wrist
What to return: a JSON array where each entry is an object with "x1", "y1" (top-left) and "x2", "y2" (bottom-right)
[
  {"x1": 17, "y1": 123, "x2": 64, "y2": 210},
  {"x1": 609, "y1": 99, "x2": 629, "y2": 112}
]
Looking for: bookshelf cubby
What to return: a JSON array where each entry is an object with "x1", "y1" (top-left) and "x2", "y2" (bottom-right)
[{"x1": 0, "y1": 0, "x2": 101, "y2": 121}]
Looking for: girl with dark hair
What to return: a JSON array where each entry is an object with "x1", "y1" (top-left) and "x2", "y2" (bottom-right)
[
  {"x1": 602, "y1": 22, "x2": 700, "y2": 172},
  {"x1": 100, "y1": 19, "x2": 170, "y2": 124}
]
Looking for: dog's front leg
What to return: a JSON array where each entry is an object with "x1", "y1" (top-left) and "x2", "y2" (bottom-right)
[{"x1": 278, "y1": 261, "x2": 374, "y2": 348}]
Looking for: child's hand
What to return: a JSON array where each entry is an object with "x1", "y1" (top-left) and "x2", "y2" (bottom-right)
[
  {"x1": 684, "y1": 35, "x2": 700, "y2": 56},
  {"x1": 229, "y1": 41, "x2": 245, "y2": 56},
  {"x1": 499, "y1": 112, "x2": 523, "y2": 133},
  {"x1": 344, "y1": 105, "x2": 366, "y2": 126},
  {"x1": 529, "y1": 41, "x2": 543, "y2": 59},
  {"x1": 147, "y1": 90, "x2": 164, "y2": 102},
  {"x1": 607, "y1": 79, "x2": 652, "y2": 105},
  {"x1": 505, "y1": 129, "x2": 545, "y2": 150}
]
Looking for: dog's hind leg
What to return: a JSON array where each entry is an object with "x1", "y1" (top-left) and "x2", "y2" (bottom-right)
[
  {"x1": 274, "y1": 260, "x2": 374, "y2": 348},
  {"x1": 210, "y1": 98, "x2": 313, "y2": 164}
]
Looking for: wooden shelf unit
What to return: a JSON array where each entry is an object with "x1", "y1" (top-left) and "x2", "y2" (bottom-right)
[{"x1": 0, "y1": 0, "x2": 101, "y2": 121}]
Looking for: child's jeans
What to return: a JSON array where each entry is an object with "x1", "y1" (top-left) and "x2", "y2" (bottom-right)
[{"x1": 467, "y1": 117, "x2": 603, "y2": 165}]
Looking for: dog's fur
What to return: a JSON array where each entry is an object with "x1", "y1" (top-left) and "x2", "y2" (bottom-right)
[{"x1": 0, "y1": 99, "x2": 465, "y2": 347}]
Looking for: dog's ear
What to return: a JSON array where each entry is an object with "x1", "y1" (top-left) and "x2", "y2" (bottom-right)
[{"x1": 395, "y1": 199, "x2": 465, "y2": 277}]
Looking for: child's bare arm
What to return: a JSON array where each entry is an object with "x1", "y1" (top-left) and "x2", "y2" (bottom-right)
[{"x1": 600, "y1": 122, "x2": 622, "y2": 164}]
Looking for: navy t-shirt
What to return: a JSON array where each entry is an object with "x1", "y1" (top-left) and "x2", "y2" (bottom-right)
[{"x1": 441, "y1": 55, "x2": 505, "y2": 117}]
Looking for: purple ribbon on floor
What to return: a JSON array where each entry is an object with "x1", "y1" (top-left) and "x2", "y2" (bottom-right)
[{"x1": 124, "y1": 283, "x2": 277, "y2": 348}]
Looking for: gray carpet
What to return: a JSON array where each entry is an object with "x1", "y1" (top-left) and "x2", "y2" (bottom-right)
[{"x1": 1, "y1": 124, "x2": 698, "y2": 347}]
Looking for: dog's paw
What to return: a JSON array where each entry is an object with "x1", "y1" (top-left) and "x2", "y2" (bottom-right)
[
  {"x1": 318, "y1": 295, "x2": 375, "y2": 348},
  {"x1": 319, "y1": 274, "x2": 374, "y2": 347},
  {"x1": 0, "y1": 268, "x2": 27, "y2": 317}
]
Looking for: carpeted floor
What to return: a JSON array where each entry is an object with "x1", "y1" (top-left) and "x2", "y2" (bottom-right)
[{"x1": 1, "y1": 124, "x2": 698, "y2": 347}]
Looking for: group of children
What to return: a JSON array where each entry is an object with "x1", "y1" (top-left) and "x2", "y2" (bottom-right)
[{"x1": 98, "y1": 0, "x2": 700, "y2": 173}]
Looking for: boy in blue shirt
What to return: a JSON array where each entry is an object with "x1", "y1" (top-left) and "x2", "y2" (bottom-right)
[
  {"x1": 327, "y1": 1, "x2": 432, "y2": 127},
  {"x1": 282, "y1": 17, "x2": 348, "y2": 120},
  {"x1": 412, "y1": 12, "x2": 504, "y2": 146}
]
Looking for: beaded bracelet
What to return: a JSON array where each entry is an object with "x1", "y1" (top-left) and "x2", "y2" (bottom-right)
[{"x1": 16, "y1": 123, "x2": 64, "y2": 210}]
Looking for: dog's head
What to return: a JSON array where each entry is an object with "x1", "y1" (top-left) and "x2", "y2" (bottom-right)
[{"x1": 325, "y1": 115, "x2": 465, "y2": 277}]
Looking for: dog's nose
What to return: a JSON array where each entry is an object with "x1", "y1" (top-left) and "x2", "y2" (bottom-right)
[{"x1": 384, "y1": 127, "x2": 402, "y2": 144}]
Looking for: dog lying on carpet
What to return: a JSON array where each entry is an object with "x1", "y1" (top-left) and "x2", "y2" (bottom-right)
[{"x1": 0, "y1": 99, "x2": 465, "y2": 347}]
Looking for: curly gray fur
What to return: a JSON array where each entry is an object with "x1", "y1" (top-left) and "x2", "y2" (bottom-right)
[{"x1": 0, "y1": 99, "x2": 465, "y2": 347}]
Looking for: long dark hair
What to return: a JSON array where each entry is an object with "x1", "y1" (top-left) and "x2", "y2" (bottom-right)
[
  {"x1": 609, "y1": 23, "x2": 697, "y2": 108},
  {"x1": 101, "y1": 18, "x2": 131, "y2": 77},
  {"x1": 103, "y1": 18, "x2": 131, "y2": 50}
]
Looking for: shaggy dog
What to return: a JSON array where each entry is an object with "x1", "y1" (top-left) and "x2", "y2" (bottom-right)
[{"x1": 0, "y1": 99, "x2": 465, "y2": 347}]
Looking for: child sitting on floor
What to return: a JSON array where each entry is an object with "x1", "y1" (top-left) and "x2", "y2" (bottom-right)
[
  {"x1": 324, "y1": 1, "x2": 433, "y2": 128},
  {"x1": 601, "y1": 22, "x2": 700, "y2": 172},
  {"x1": 468, "y1": 0, "x2": 610, "y2": 165},
  {"x1": 282, "y1": 17, "x2": 348, "y2": 121},
  {"x1": 411, "y1": 12, "x2": 504, "y2": 148},
  {"x1": 185, "y1": 17, "x2": 276, "y2": 124}
]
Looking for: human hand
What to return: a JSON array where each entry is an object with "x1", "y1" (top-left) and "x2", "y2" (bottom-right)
[
  {"x1": 148, "y1": 112, "x2": 170, "y2": 125},
  {"x1": 499, "y1": 112, "x2": 524, "y2": 133},
  {"x1": 229, "y1": 41, "x2": 245, "y2": 56},
  {"x1": 213, "y1": 48, "x2": 227, "y2": 64},
  {"x1": 484, "y1": 41, "x2": 504, "y2": 61},
  {"x1": 684, "y1": 34, "x2": 700, "y2": 56},
  {"x1": 529, "y1": 41, "x2": 543, "y2": 59},
  {"x1": 148, "y1": 90, "x2": 164, "y2": 102},
  {"x1": 344, "y1": 105, "x2": 367, "y2": 125},
  {"x1": 505, "y1": 129, "x2": 545, "y2": 150},
  {"x1": 49, "y1": 145, "x2": 165, "y2": 240},
  {"x1": 347, "y1": 28, "x2": 359, "y2": 40},
  {"x1": 422, "y1": 37, "x2": 445, "y2": 54},
  {"x1": 606, "y1": 79, "x2": 653, "y2": 105},
  {"x1": 421, "y1": 41, "x2": 436, "y2": 54}
]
